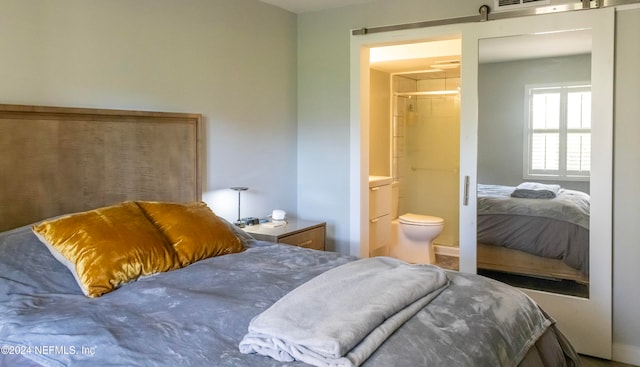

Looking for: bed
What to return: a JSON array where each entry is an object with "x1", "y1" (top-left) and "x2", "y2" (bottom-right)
[
  {"x1": 477, "y1": 183, "x2": 590, "y2": 284},
  {"x1": 0, "y1": 104, "x2": 581, "y2": 367}
]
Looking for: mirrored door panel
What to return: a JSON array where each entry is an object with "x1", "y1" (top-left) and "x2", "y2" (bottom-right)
[
  {"x1": 466, "y1": 9, "x2": 614, "y2": 357},
  {"x1": 476, "y1": 29, "x2": 592, "y2": 298}
]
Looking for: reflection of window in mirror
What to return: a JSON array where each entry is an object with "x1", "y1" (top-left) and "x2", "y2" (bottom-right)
[{"x1": 525, "y1": 82, "x2": 591, "y2": 181}]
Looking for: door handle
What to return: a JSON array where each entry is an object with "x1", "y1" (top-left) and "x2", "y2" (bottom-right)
[{"x1": 463, "y1": 176, "x2": 470, "y2": 206}]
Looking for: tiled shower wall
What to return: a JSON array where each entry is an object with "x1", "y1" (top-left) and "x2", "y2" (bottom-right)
[{"x1": 392, "y1": 75, "x2": 461, "y2": 247}]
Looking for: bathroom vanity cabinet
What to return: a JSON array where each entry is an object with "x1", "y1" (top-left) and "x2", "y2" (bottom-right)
[{"x1": 369, "y1": 176, "x2": 392, "y2": 257}]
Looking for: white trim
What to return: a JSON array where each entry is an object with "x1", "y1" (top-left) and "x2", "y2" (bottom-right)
[
  {"x1": 350, "y1": 24, "x2": 466, "y2": 260},
  {"x1": 433, "y1": 244, "x2": 460, "y2": 257},
  {"x1": 349, "y1": 45, "x2": 370, "y2": 258}
]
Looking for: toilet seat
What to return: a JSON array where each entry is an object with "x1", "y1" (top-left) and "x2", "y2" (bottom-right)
[{"x1": 399, "y1": 213, "x2": 444, "y2": 226}]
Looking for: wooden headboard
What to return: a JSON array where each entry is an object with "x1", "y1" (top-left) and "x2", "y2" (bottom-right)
[{"x1": 0, "y1": 104, "x2": 202, "y2": 232}]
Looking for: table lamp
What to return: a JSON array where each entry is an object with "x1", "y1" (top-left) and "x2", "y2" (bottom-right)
[{"x1": 230, "y1": 187, "x2": 248, "y2": 227}]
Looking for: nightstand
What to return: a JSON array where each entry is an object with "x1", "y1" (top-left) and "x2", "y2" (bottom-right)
[{"x1": 242, "y1": 219, "x2": 326, "y2": 251}]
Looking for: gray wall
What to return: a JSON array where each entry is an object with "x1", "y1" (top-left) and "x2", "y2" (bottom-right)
[
  {"x1": 478, "y1": 54, "x2": 591, "y2": 193},
  {"x1": 297, "y1": 1, "x2": 640, "y2": 363},
  {"x1": 0, "y1": 0, "x2": 298, "y2": 222}
]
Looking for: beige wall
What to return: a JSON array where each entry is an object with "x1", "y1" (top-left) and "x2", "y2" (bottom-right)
[{"x1": 369, "y1": 69, "x2": 391, "y2": 176}]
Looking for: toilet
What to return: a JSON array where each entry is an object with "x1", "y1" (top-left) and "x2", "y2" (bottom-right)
[{"x1": 390, "y1": 181, "x2": 444, "y2": 264}]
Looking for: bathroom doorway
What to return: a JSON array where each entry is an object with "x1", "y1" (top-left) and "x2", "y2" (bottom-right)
[
  {"x1": 369, "y1": 39, "x2": 461, "y2": 268},
  {"x1": 351, "y1": 8, "x2": 613, "y2": 356}
]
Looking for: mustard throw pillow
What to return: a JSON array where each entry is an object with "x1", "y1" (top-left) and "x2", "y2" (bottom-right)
[
  {"x1": 32, "y1": 201, "x2": 180, "y2": 297},
  {"x1": 136, "y1": 201, "x2": 246, "y2": 267}
]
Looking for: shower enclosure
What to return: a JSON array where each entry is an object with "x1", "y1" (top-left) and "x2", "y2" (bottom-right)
[{"x1": 392, "y1": 73, "x2": 460, "y2": 250}]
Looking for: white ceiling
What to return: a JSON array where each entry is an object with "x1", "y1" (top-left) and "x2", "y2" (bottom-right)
[
  {"x1": 259, "y1": 0, "x2": 378, "y2": 13},
  {"x1": 478, "y1": 29, "x2": 592, "y2": 63}
]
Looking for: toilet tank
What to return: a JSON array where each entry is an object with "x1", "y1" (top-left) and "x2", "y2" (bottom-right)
[{"x1": 391, "y1": 180, "x2": 400, "y2": 219}]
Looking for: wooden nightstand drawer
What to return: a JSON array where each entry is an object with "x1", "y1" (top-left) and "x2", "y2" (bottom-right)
[
  {"x1": 242, "y1": 219, "x2": 326, "y2": 251},
  {"x1": 279, "y1": 226, "x2": 325, "y2": 251}
]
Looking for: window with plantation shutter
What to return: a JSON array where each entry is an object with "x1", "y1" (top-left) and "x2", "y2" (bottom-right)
[{"x1": 524, "y1": 83, "x2": 591, "y2": 181}]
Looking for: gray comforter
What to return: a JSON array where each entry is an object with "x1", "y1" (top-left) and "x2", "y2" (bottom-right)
[
  {"x1": 478, "y1": 184, "x2": 590, "y2": 229},
  {"x1": 239, "y1": 257, "x2": 449, "y2": 366},
  {"x1": 477, "y1": 184, "x2": 590, "y2": 273},
  {"x1": 0, "y1": 224, "x2": 579, "y2": 367}
]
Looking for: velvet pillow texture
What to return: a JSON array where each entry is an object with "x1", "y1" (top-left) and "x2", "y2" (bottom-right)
[
  {"x1": 32, "y1": 201, "x2": 180, "y2": 298},
  {"x1": 32, "y1": 201, "x2": 245, "y2": 297},
  {"x1": 136, "y1": 201, "x2": 246, "y2": 267}
]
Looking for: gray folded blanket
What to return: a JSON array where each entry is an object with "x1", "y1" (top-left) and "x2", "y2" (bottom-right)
[
  {"x1": 239, "y1": 257, "x2": 449, "y2": 367},
  {"x1": 511, "y1": 182, "x2": 561, "y2": 199}
]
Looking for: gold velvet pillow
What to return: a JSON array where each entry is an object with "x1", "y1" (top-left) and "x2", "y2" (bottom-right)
[
  {"x1": 32, "y1": 201, "x2": 180, "y2": 298},
  {"x1": 136, "y1": 201, "x2": 246, "y2": 267}
]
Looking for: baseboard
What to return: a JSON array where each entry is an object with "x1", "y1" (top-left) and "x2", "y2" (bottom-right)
[
  {"x1": 433, "y1": 243, "x2": 459, "y2": 257},
  {"x1": 613, "y1": 342, "x2": 640, "y2": 365}
]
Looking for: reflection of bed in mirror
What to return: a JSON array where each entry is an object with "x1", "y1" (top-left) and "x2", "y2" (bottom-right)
[{"x1": 476, "y1": 183, "x2": 589, "y2": 285}]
